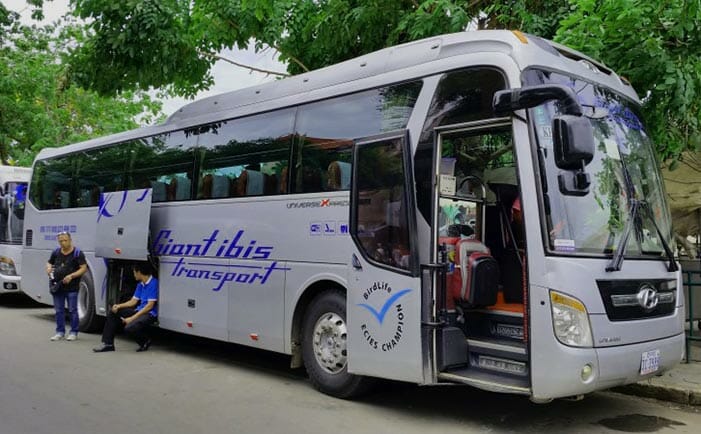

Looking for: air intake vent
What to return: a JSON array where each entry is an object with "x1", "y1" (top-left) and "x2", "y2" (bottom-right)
[{"x1": 25, "y1": 229, "x2": 33, "y2": 247}]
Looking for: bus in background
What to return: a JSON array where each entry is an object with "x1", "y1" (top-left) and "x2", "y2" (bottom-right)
[
  {"x1": 0, "y1": 166, "x2": 31, "y2": 295},
  {"x1": 21, "y1": 30, "x2": 683, "y2": 401}
]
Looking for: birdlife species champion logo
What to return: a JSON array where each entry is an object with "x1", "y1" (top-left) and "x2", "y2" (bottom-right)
[{"x1": 357, "y1": 282, "x2": 411, "y2": 352}]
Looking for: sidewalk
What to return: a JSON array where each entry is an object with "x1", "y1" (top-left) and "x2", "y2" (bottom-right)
[{"x1": 613, "y1": 339, "x2": 701, "y2": 405}]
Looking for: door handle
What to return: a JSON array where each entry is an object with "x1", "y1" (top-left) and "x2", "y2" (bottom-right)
[{"x1": 352, "y1": 254, "x2": 363, "y2": 270}]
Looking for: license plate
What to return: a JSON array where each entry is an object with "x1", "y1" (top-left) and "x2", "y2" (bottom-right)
[{"x1": 640, "y1": 349, "x2": 660, "y2": 375}]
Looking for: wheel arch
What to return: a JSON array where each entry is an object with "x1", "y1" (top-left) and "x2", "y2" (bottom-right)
[{"x1": 290, "y1": 278, "x2": 347, "y2": 369}]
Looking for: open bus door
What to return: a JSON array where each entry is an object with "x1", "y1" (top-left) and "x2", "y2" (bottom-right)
[
  {"x1": 95, "y1": 188, "x2": 153, "y2": 308},
  {"x1": 431, "y1": 123, "x2": 531, "y2": 395},
  {"x1": 347, "y1": 131, "x2": 424, "y2": 383}
]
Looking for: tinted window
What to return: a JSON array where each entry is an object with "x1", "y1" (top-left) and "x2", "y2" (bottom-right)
[
  {"x1": 353, "y1": 137, "x2": 412, "y2": 271},
  {"x1": 76, "y1": 145, "x2": 130, "y2": 207},
  {"x1": 196, "y1": 109, "x2": 294, "y2": 198},
  {"x1": 0, "y1": 182, "x2": 27, "y2": 244},
  {"x1": 293, "y1": 81, "x2": 422, "y2": 193},
  {"x1": 415, "y1": 68, "x2": 508, "y2": 222},
  {"x1": 30, "y1": 157, "x2": 75, "y2": 210},
  {"x1": 130, "y1": 132, "x2": 197, "y2": 202}
]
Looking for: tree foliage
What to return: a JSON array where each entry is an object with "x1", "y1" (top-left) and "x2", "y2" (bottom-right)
[
  {"x1": 0, "y1": 13, "x2": 163, "y2": 165},
  {"x1": 554, "y1": 0, "x2": 701, "y2": 164},
  {"x1": 12, "y1": 0, "x2": 701, "y2": 163}
]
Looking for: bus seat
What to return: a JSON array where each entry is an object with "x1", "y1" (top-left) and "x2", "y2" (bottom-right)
[
  {"x1": 175, "y1": 176, "x2": 191, "y2": 200},
  {"x1": 211, "y1": 175, "x2": 230, "y2": 198},
  {"x1": 59, "y1": 191, "x2": 70, "y2": 208},
  {"x1": 279, "y1": 166, "x2": 289, "y2": 193},
  {"x1": 200, "y1": 174, "x2": 213, "y2": 199},
  {"x1": 327, "y1": 161, "x2": 351, "y2": 190},
  {"x1": 279, "y1": 166, "x2": 290, "y2": 194},
  {"x1": 264, "y1": 173, "x2": 278, "y2": 195},
  {"x1": 80, "y1": 189, "x2": 93, "y2": 206},
  {"x1": 239, "y1": 170, "x2": 264, "y2": 196},
  {"x1": 452, "y1": 239, "x2": 499, "y2": 307},
  {"x1": 151, "y1": 181, "x2": 167, "y2": 202}
]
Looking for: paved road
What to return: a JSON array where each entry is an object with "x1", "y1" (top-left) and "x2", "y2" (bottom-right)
[{"x1": 1, "y1": 293, "x2": 700, "y2": 434}]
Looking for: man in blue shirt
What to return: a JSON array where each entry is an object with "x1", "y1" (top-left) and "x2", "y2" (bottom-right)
[{"x1": 93, "y1": 262, "x2": 158, "y2": 352}]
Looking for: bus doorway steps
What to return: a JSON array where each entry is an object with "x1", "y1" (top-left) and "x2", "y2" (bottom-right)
[
  {"x1": 463, "y1": 309, "x2": 525, "y2": 342},
  {"x1": 438, "y1": 367, "x2": 531, "y2": 395}
]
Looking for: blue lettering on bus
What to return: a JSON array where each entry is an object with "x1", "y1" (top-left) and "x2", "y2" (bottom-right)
[{"x1": 154, "y1": 229, "x2": 289, "y2": 291}]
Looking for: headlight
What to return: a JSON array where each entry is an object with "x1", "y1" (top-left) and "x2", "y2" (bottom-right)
[
  {"x1": 550, "y1": 290, "x2": 593, "y2": 347},
  {"x1": 0, "y1": 257, "x2": 17, "y2": 276}
]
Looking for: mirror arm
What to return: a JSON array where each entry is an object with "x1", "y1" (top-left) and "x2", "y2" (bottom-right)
[{"x1": 493, "y1": 84, "x2": 583, "y2": 116}]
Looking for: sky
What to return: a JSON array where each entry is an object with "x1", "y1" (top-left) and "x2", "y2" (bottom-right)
[{"x1": 5, "y1": 0, "x2": 285, "y2": 117}]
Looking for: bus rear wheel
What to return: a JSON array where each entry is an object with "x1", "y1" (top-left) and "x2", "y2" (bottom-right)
[
  {"x1": 78, "y1": 272, "x2": 100, "y2": 332},
  {"x1": 302, "y1": 289, "x2": 374, "y2": 399}
]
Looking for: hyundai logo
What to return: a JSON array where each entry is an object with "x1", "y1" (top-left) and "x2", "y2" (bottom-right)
[{"x1": 636, "y1": 285, "x2": 659, "y2": 311}]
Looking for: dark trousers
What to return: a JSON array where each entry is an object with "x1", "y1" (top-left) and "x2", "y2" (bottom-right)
[{"x1": 102, "y1": 307, "x2": 156, "y2": 346}]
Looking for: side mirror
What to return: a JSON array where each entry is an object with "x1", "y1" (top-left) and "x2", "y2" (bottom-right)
[
  {"x1": 553, "y1": 115, "x2": 595, "y2": 196},
  {"x1": 553, "y1": 115, "x2": 595, "y2": 170}
]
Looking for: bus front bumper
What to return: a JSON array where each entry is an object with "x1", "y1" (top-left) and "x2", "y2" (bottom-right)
[
  {"x1": 0, "y1": 274, "x2": 21, "y2": 294},
  {"x1": 594, "y1": 332, "x2": 685, "y2": 390},
  {"x1": 531, "y1": 332, "x2": 685, "y2": 401}
]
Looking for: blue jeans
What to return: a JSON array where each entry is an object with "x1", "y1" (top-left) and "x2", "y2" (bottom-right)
[{"x1": 53, "y1": 291, "x2": 79, "y2": 335}]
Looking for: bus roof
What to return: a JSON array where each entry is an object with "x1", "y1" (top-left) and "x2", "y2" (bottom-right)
[
  {"x1": 0, "y1": 165, "x2": 31, "y2": 184},
  {"x1": 35, "y1": 30, "x2": 637, "y2": 161}
]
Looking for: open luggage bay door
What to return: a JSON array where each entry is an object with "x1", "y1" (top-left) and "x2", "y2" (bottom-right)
[{"x1": 95, "y1": 189, "x2": 152, "y2": 261}]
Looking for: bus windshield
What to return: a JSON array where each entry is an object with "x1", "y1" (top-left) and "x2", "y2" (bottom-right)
[
  {"x1": 526, "y1": 69, "x2": 673, "y2": 258},
  {"x1": 1, "y1": 182, "x2": 27, "y2": 245}
]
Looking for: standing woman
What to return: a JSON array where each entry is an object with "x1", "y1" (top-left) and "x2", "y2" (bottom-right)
[{"x1": 46, "y1": 231, "x2": 87, "y2": 341}]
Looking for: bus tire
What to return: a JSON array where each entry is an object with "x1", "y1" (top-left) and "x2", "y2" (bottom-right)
[
  {"x1": 78, "y1": 271, "x2": 100, "y2": 332},
  {"x1": 302, "y1": 289, "x2": 374, "y2": 399}
]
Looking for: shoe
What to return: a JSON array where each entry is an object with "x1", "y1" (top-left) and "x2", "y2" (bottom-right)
[
  {"x1": 136, "y1": 339, "x2": 152, "y2": 352},
  {"x1": 66, "y1": 334, "x2": 77, "y2": 341},
  {"x1": 92, "y1": 343, "x2": 115, "y2": 352},
  {"x1": 50, "y1": 333, "x2": 64, "y2": 341}
]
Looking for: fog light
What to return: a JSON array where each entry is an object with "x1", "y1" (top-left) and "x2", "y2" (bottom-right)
[{"x1": 581, "y1": 364, "x2": 593, "y2": 382}]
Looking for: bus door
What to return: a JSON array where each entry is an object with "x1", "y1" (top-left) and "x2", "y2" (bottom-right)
[
  {"x1": 432, "y1": 123, "x2": 531, "y2": 394},
  {"x1": 95, "y1": 188, "x2": 153, "y2": 307},
  {"x1": 347, "y1": 131, "x2": 423, "y2": 383}
]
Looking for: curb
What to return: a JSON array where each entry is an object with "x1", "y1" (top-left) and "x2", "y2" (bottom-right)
[{"x1": 613, "y1": 382, "x2": 701, "y2": 406}]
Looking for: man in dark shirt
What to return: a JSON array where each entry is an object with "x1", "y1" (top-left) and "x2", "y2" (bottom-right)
[
  {"x1": 46, "y1": 231, "x2": 87, "y2": 341},
  {"x1": 93, "y1": 262, "x2": 159, "y2": 352}
]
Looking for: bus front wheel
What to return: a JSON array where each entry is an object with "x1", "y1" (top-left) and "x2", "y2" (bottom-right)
[
  {"x1": 78, "y1": 272, "x2": 100, "y2": 332},
  {"x1": 302, "y1": 289, "x2": 374, "y2": 399}
]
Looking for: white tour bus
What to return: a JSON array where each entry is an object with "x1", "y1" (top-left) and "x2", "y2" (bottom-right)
[
  {"x1": 0, "y1": 166, "x2": 31, "y2": 294},
  {"x1": 22, "y1": 30, "x2": 683, "y2": 401}
]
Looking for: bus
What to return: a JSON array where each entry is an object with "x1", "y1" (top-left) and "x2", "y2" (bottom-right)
[
  {"x1": 21, "y1": 30, "x2": 683, "y2": 401},
  {"x1": 0, "y1": 166, "x2": 31, "y2": 295}
]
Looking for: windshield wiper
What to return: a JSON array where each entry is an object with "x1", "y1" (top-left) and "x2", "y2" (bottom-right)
[
  {"x1": 606, "y1": 199, "x2": 678, "y2": 272},
  {"x1": 640, "y1": 201, "x2": 678, "y2": 272},
  {"x1": 606, "y1": 198, "x2": 640, "y2": 272},
  {"x1": 605, "y1": 153, "x2": 677, "y2": 272}
]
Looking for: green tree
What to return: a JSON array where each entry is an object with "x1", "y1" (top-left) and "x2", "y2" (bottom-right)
[
  {"x1": 0, "y1": 16, "x2": 163, "y2": 165},
  {"x1": 20, "y1": 0, "x2": 701, "y2": 163},
  {"x1": 66, "y1": 0, "x2": 563, "y2": 96},
  {"x1": 554, "y1": 0, "x2": 701, "y2": 164}
]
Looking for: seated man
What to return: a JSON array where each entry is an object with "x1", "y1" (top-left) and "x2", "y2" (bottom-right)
[{"x1": 93, "y1": 262, "x2": 159, "y2": 353}]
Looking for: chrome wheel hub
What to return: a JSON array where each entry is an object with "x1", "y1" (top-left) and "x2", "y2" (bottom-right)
[{"x1": 312, "y1": 312, "x2": 348, "y2": 374}]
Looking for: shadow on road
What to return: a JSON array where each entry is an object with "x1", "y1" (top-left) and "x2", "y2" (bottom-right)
[{"x1": 0, "y1": 292, "x2": 46, "y2": 309}]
